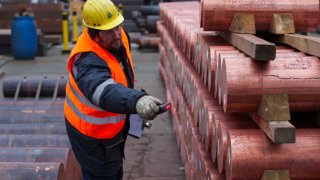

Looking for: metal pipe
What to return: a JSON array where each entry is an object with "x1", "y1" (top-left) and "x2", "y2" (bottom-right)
[
  {"x1": 0, "y1": 147, "x2": 77, "y2": 180},
  {"x1": 3, "y1": 76, "x2": 67, "y2": 98},
  {"x1": 0, "y1": 134, "x2": 70, "y2": 147},
  {"x1": 0, "y1": 162, "x2": 65, "y2": 180},
  {"x1": 0, "y1": 123, "x2": 66, "y2": 134}
]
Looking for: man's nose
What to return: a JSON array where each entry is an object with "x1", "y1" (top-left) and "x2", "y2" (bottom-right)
[{"x1": 113, "y1": 29, "x2": 121, "y2": 40}]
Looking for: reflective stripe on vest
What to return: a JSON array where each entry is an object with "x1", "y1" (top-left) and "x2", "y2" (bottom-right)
[
  {"x1": 65, "y1": 96, "x2": 125, "y2": 125},
  {"x1": 66, "y1": 80, "x2": 126, "y2": 124},
  {"x1": 92, "y1": 79, "x2": 116, "y2": 105}
]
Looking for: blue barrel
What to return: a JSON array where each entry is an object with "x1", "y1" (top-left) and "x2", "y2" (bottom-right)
[{"x1": 11, "y1": 16, "x2": 38, "y2": 60}]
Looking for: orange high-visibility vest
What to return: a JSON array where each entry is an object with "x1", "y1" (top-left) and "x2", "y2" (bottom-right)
[{"x1": 64, "y1": 28, "x2": 134, "y2": 139}]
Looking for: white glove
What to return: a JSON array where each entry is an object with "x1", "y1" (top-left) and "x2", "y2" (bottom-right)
[{"x1": 135, "y1": 95, "x2": 163, "y2": 120}]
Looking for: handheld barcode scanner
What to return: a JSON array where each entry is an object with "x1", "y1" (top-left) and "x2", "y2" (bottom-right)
[
  {"x1": 129, "y1": 102, "x2": 172, "y2": 138},
  {"x1": 143, "y1": 102, "x2": 172, "y2": 129}
]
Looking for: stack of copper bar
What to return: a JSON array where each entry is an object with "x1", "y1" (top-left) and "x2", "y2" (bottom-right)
[
  {"x1": 158, "y1": 1, "x2": 320, "y2": 179},
  {"x1": 0, "y1": 75, "x2": 81, "y2": 180}
]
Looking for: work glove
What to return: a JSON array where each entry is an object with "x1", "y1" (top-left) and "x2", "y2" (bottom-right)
[{"x1": 135, "y1": 95, "x2": 163, "y2": 120}]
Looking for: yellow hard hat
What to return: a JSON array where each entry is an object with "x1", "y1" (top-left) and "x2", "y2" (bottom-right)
[{"x1": 82, "y1": 0, "x2": 124, "y2": 30}]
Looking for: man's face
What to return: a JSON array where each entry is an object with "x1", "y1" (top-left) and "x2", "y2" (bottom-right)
[{"x1": 97, "y1": 25, "x2": 122, "y2": 51}]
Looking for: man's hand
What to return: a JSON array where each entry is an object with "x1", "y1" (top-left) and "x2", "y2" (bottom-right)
[{"x1": 135, "y1": 95, "x2": 163, "y2": 120}]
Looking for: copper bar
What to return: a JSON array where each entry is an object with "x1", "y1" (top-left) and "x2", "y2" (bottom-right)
[
  {"x1": 207, "y1": 46, "x2": 235, "y2": 92},
  {"x1": 215, "y1": 50, "x2": 244, "y2": 101},
  {"x1": 198, "y1": 95, "x2": 220, "y2": 140},
  {"x1": 203, "y1": 113, "x2": 214, "y2": 153},
  {"x1": 0, "y1": 147, "x2": 77, "y2": 180},
  {"x1": 226, "y1": 129, "x2": 320, "y2": 180},
  {"x1": 195, "y1": 32, "x2": 216, "y2": 73},
  {"x1": 216, "y1": 118, "x2": 257, "y2": 174},
  {"x1": 179, "y1": 127, "x2": 188, "y2": 165},
  {"x1": 184, "y1": 111, "x2": 196, "y2": 159},
  {"x1": 200, "y1": 100, "x2": 222, "y2": 150},
  {"x1": 221, "y1": 55, "x2": 320, "y2": 112},
  {"x1": 219, "y1": 50, "x2": 305, "y2": 107},
  {"x1": 191, "y1": 116, "x2": 225, "y2": 180},
  {"x1": 196, "y1": 33, "x2": 222, "y2": 81},
  {"x1": 190, "y1": 129, "x2": 204, "y2": 178},
  {"x1": 206, "y1": 163, "x2": 225, "y2": 180},
  {"x1": 159, "y1": 1, "x2": 202, "y2": 63},
  {"x1": 0, "y1": 134, "x2": 70, "y2": 147},
  {"x1": 193, "y1": 85, "x2": 209, "y2": 127},
  {"x1": 202, "y1": 0, "x2": 320, "y2": 32},
  {"x1": 209, "y1": 109, "x2": 225, "y2": 162},
  {"x1": 211, "y1": 111, "x2": 253, "y2": 163}
]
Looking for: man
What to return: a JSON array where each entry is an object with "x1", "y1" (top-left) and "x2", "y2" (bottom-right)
[{"x1": 64, "y1": 0, "x2": 163, "y2": 179}]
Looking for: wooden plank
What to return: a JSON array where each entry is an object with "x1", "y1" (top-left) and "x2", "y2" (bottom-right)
[
  {"x1": 253, "y1": 94, "x2": 293, "y2": 144},
  {"x1": 259, "y1": 33, "x2": 320, "y2": 57},
  {"x1": 218, "y1": 32, "x2": 276, "y2": 61},
  {"x1": 269, "y1": 13, "x2": 295, "y2": 34},
  {"x1": 229, "y1": 13, "x2": 256, "y2": 34},
  {"x1": 261, "y1": 170, "x2": 290, "y2": 180},
  {"x1": 282, "y1": 34, "x2": 320, "y2": 57},
  {"x1": 250, "y1": 113, "x2": 295, "y2": 144},
  {"x1": 257, "y1": 94, "x2": 290, "y2": 121}
]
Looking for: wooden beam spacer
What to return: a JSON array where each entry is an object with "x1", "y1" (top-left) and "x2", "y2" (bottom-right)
[
  {"x1": 269, "y1": 13, "x2": 295, "y2": 34},
  {"x1": 229, "y1": 13, "x2": 256, "y2": 34},
  {"x1": 258, "y1": 94, "x2": 290, "y2": 121},
  {"x1": 250, "y1": 94, "x2": 295, "y2": 144},
  {"x1": 218, "y1": 32, "x2": 276, "y2": 60},
  {"x1": 261, "y1": 170, "x2": 290, "y2": 180}
]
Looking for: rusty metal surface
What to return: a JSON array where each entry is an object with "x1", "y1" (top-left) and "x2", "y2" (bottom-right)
[
  {"x1": 0, "y1": 162, "x2": 65, "y2": 180},
  {"x1": 0, "y1": 123, "x2": 66, "y2": 134},
  {"x1": 138, "y1": 36, "x2": 160, "y2": 49},
  {"x1": 3, "y1": 75, "x2": 67, "y2": 97},
  {"x1": 0, "y1": 113, "x2": 64, "y2": 124},
  {"x1": 0, "y1": 98, "x2": 64, "y2": 123},
  {"x1": 0, "y1": 134, "x2": 70, "y2": 147},
  {"x1": 0, "y1": 147, "x2": 77, "y2": 180}
]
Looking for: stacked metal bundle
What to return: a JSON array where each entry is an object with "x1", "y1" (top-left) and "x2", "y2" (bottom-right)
[
  {"x1": 159, "y1": 1, "x2": 320, "y2": 179},
  {"x1": 0, "y1": 75, "x2": 80, "y2": 180}
]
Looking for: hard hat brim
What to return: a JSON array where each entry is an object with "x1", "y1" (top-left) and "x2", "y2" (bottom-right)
[{"x1": 84, "y1": 14, "x2": 124, "y2": 31}]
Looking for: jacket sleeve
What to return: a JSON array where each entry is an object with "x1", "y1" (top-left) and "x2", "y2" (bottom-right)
[{"x1": 73, "y1": 52, "x2": 146, "y2": 114}]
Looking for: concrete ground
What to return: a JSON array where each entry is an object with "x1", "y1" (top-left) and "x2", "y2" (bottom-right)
[{"x1": 0, "y1": 43, "x2": 185, "y2": 179}]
